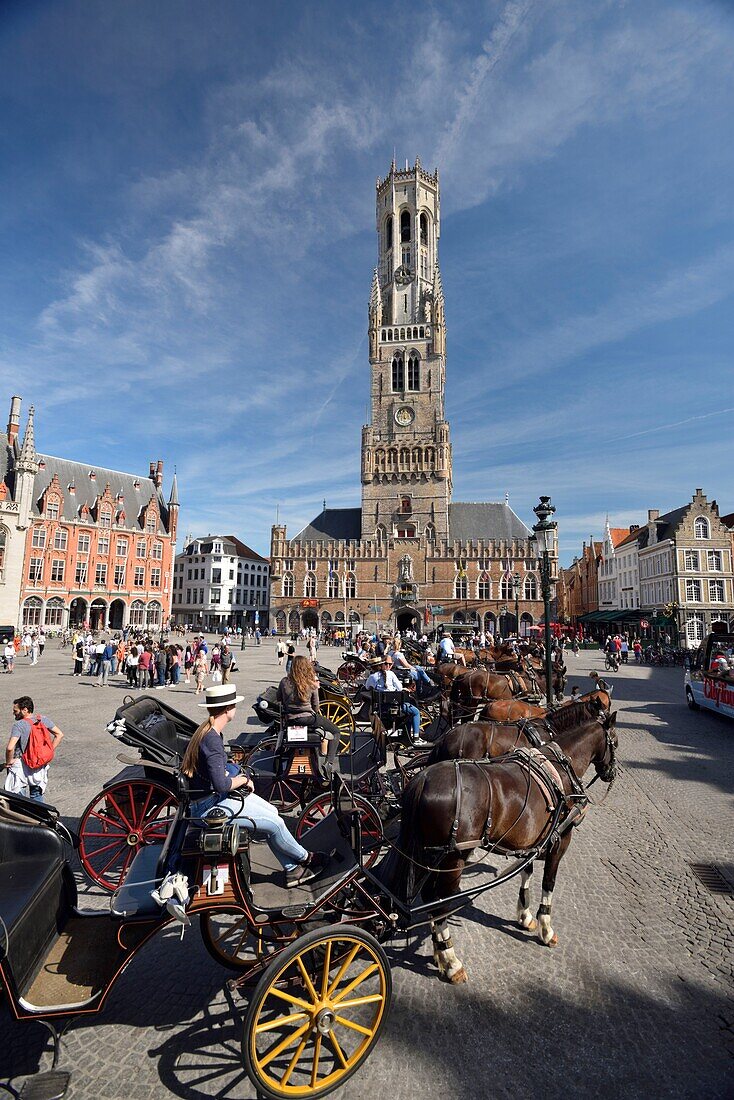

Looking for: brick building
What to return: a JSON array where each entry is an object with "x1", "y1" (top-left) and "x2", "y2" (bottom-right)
[
  {"x1": 2, "y1": 397, "x2": 179, "y2": 632},
  {"x1": 270, "y1": 160, "x2": 556, "y2": 637}
]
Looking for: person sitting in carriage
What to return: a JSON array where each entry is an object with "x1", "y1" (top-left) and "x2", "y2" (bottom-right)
[
  {"x1": 276, "y1": 656, "x2": 341, "y2": 777},
  {"x1": 183, "y1": 683, "x2": 331, "y2": 888},
  {"x1": 364, "y1": 656, "x2": 425, "y2": 746},
  {"x1": 387, "y1": 640, "x2": 440, "y2": 701},
  {"x1": 437, "y1": 632, "x2": 466, "y2": 667}
]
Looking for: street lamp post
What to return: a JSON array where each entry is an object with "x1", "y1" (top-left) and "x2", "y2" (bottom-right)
[
  {"x1": 533, "y1": 495, "x2": 557, "y2": 707},
  {"x1": 512, "y1": 571, "x2": 521, "y2": 639}
]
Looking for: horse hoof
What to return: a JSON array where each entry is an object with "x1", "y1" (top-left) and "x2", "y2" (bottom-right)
[
  {"x1": 525, "y1": 919, "x2": 537, "y2": 932},
  {"x1": 447, "y1": 966, "x2": 468, "y2": 984},
  {"x1": 543, "y1": 933, "x2": 558, "y2": 948}
]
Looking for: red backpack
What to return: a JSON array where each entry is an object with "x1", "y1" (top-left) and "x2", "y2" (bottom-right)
[{"x1": 21, "y1": 715, "x2": 55, "y2": 770}]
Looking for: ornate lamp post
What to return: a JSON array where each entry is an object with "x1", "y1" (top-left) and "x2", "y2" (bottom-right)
[
  {"x1": 512, "y1": 571, "x2": 521, "y2": 639},
  {"x1": 533, "y1": 496, "x2": 557, "y2": 706}
]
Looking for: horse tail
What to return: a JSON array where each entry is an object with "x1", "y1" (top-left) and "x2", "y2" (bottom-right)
[{"x1": 380, "y1": 769, "x2": 430, "y2": 905}]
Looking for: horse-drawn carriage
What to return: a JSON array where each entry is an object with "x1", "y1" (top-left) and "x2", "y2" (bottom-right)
[{"x1": 1, "y1": 683, "x2": 617, "y2": 1100}]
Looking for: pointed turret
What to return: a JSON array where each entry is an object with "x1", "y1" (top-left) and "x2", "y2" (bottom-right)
[
  {"x1": 168, "y1": 470, "x2": 179, "y2": 507},
  {"x1": 18, "y1": 405, "x2": 37, "y2": 470},
  {"x1": 432, "y1": 263, "x2": 444, "y2": 304},
  {"x1": 369, "y1": 268, "x2": 382, "y2": 316}
]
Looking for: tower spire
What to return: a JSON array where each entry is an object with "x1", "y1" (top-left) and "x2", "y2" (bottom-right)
[
  {"x1": 369, "y1": 268, "x2": 382, "y2": 313},
  {"x1": 18, "y1": 405, "x2": 37, "y2": 467}
]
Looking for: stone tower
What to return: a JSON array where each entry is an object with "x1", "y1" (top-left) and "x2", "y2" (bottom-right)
[{"x1": 361, "y1": 157, "x2": 452, "y2": 541}]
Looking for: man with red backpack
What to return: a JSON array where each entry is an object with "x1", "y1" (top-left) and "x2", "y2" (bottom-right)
[{"x1": 3, "y1": 696, "x2": 65, "y2": 802}]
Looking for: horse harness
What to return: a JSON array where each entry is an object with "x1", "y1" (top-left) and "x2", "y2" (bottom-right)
[{"x1": 447, "y1": 740, "x2": 590, "y2": 855}]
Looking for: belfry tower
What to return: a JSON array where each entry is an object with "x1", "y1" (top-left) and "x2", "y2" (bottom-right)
[{"x1": 361, "y1": 157, "x2": 452, "y2": 541}]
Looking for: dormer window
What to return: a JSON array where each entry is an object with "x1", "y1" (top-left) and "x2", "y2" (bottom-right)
[
  {"x1": 146, "y1": 513, "x2": 157, "y2": 533},
  {"x1": 46, "y1": 500, "x2": 59, "y2": 520},
  {"x1": 99, "y1": 508, "x2": 111, "y2": 528}
]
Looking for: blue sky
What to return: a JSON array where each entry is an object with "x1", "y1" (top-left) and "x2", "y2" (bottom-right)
[{"x1": 1, "y1": 0, "x2": 733, "y2": 563}]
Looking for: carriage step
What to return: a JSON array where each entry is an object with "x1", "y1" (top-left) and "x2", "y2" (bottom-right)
[
  {"x1": 387, "y1": 770, "x2": 404, "y2": 801},
  {"x1": 17, "y1": 1071, "x2": 71, "y2": 1100}
]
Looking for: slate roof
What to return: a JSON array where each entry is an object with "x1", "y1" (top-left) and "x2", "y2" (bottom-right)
[
  {"x1": 294, "y1": 508, "x2": 363, "y2": 542},
  {"x1": 186, "y1": 535, "x2": 267, "y2": 562},
  {"x1": 449, "y1": 502, "x2": 531, "y2": 541},
  {"x1": 33, "y1": 453, "x2": 171, "y2": 533}
]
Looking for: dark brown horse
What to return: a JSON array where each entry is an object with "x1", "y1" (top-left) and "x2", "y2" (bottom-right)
[
  {"x1": 479, "y1": 687, "x2": 611, "y2": 724},
  {"x1": 385, "y1": 706, "x2": 618, "y2": 982},
  {"x1": 449, "y1": 659, "x2": 567, "y2": 715}
]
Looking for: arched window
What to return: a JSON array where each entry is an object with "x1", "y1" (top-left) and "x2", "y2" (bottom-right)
[
  {"x1": 388, "y1": 447, "x2": 398, "y2": 470},
  {"x1": 520, "y1": 613, "x2": 534, "y2": 637},
  {"x1": 44, "y1": 597, "x2": 65, "y2": 627},
  {"x1": 288, "y1": 610, "x2": 301, "y2": 634},
  {"x1": 0, "y1": 526, "x2": 5, "y2": 582},
  {"x1": 694, "y1": 517, "x2": 710, "y2": 539},
  {"x1": 453, "y1": 611, "x2": 465, "y2": 624},
  {"x1": 22, "y1": 596, "x2": 43, "y2": 627},
  {"x1": 455, "y1": 575, "x2": 468, "y2": 600},
  {"x1": 275, "y1": 610, "x2": 287, "y2": 634},
  {"x1": 523, "y1": 574, "x2": 538, "y2": 600},
  {"x1": 478, "y1": 571, "x2": 491, "y2": 600},
  {"x1": 282, "y1": 571, "x2": 294, "y2": 598},
  {"x1": 375, "y1": 524, "x2": 387, "y2": 543},
  {"x1": 500, "y1": 577, "x2": 513, "y2": 600},
  {"x1": 407, "y1": 353, "x2": 420, "y2": 391},
  {"x1": 321, "y1": 611, "x2": 332, "y2": 628},
  {"x1": 384, "y1": 215, "x2": 393, "y2": 252},
  {"x1": 396, "y1": 523, "x2": 416, "y2": 539},
  {"x1": 130, "y1": 599, "x2": 145, "y2": 626},
  {"x1": 304, "y1": 573, "x2": 316, "y2": 598},
  {"x1": 391, "y1": 355, "x2": 404, "y2": 391},
  {"x1": 484, "y1": 612, "x2": 496, "y2": 634},
  {"x1": 146, "y1": 601, "x2": 162, "y2": 627},
  {"x1": 99, "y1": 507, "x2": 112, "y2": 529},
  {"x1": 400, "y1": 210, "x2": 411, "y2": 242},
  {"x1": 419, "y1": 326, "x2": 425, "y2": 338},
  {"x1": 420, "y1": 212, "x2": 428, "y2": 246},
  {"x1": 345, "y1": 572, "x2": 356, "y2": 599},
  {"x1": 425, "y1": 523, "x2": 436, "y2": 542},
  {"x1": 327, "y1": 572, "x2": 339, "y2": 599}
]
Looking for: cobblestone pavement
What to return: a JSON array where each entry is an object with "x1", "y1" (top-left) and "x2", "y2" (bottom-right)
[{"x1": 1, "y1": 640, "x2": 732, "y2": 1098}]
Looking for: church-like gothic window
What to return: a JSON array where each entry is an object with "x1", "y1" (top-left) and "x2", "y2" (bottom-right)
[
  {"x1": 384, "y1": 215, "x2": 393, "y2": 252},
  {"x1": 282, "y1": 572, "x2": 294, "y2": 598},
  {"x1": 455, "y1": 576, "x2": 468, "y2": 600},
  {"x1": 407, "y1": 354, "x2": 420, "y2": 391},
  {"x1": 478, "y1": 572, "x2": 491, "y2": 600},
  {"x1": 420, "y1": 212, "x2": 428, "y2": 246},
  {"x1": 400, "y1": 210, "x2": 411, "y2": 242},
  {"x1": 391, "y1": 355, "x2": 404, "y2": 391},
  {"x1": 500, "y1": 577, "x2": 513, "y2": 600},
  {"x1": 345, "y1": 572, "x2": 356, "y2": 598},
  {"x1": 304, "y1": 573, "x2": 317, "y2": 598},
  {"x1": 327, "y1": 572, "x2": 339, "y2": 599},
  {"x1": 523, "y1": 574, "x2": 538, "y2": 600},
  {"x1": 425, "y1": 524, "x2": 436, "y2": 542},
  {"x1": 375, "y1": 524, "x2": 387, "y2": 543}
]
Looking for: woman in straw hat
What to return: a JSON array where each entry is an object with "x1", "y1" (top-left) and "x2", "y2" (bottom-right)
[{"x1": 182, "y1": 684, "x2": 330, "y2": 888}]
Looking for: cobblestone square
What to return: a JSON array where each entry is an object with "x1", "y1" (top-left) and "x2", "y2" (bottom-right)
[{"x1": 1, "y1": 639, "x2": 732, "y2": 1098}]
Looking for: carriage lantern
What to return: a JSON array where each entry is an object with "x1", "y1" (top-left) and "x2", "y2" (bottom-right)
[{"x1": 532, "y1": 496, "x2": 557, "y2": 706}]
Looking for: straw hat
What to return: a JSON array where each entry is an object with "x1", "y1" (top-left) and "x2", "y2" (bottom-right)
[{"x1": 197, "y1": 684, "x2": 245, "y2": 709}]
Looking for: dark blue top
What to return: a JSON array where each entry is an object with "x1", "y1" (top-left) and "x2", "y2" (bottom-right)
[{"x1": 194, "y1": 730, "x2": 232, "y2": 796}]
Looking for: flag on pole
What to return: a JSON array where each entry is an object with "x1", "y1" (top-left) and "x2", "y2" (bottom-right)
[{"x1": 502, "y1": 559, "x2": 513, "y2": 582}]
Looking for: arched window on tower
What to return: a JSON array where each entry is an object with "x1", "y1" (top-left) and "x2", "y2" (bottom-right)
[
  {"x1": 420, "y1": 212, "x2": 428, "y2": 246},
  {"x1": 391, "y1": 355, "x2": 404, "y2": 391},
  {"x1": 400, "y1": 496, "x2": 412, "y2": 515},
  {"x1": 400, "y1": 210, "x2": 411, "y2": 242},
  {"x1": 375, "y1": 523, "x2": 387, "y2": 543},
  {"x1": 407, "y1": 353, "x2": 420, "y2": 391},
  {"x1": 425, "y1": 523, "x2": 436, "y2": 542},
  {"x1": 396, "y1": 523, "x2": 416, "y2": 539},
  {"x1": 384, "y1": 216, "x2": 393, "y2": 252}
]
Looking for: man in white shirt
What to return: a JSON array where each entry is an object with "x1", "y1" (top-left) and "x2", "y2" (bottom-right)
[
  {"x1": 365, "y1": 658, "x2": 422, "y2": 743},
  {"x1": 437, "y1": 633, "x2": 465, "y2": 666}
]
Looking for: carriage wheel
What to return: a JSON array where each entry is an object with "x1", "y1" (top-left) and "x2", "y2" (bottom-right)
[
  {"x1": 200, "y1": 911, "x2": 298, "y2": 975},
  {"x1": 319, "y1": 700, "x2": 355, "y2": 756},
  {"x1": 242, "y1": 926, "x2": 391, "y2": 1100},
  {"x1": 336, "y1": 661, "x2": 361, "y2": 685},
  {"x1": 78, "y1": 779, "x2": 178, "y2": 893},
  {"x1": 295, "y1": 794, "x2": 383, "y2": 870}
]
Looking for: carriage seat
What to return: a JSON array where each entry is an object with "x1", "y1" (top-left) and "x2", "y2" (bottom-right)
[
  {"x1": 371, "y1": 689, "x2": 409, "y2": 732},
  {"x1": 0, "y1": 803, "x2": 75, "y2": 997}
]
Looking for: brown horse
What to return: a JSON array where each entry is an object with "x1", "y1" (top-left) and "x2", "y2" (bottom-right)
[
  {"x1": 449, "y1": 660, "x2": 566, "y2": 715},
  {"x1": 384, "y1": 707, "x2": 618, "y2": 982},
  {"x1": 481, "y1": 687, "x2": 611, "y2": 723}
]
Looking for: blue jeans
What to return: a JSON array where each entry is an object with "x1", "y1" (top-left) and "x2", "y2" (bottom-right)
[
  {"x1": 191, "y1": 786, "x2": 308, "y2": 871},
  {"x1": 402, "y1": 702, "x2": 421, "y2": 738},
  {"x1": 171, "y1": 664, "x2": 180, "y2": 684},
  {"x1": 409, "y1": 667, "x2": 433, "y2": 696}
]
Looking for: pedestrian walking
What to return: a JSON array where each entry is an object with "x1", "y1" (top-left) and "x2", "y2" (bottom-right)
[
  {"x1": 73, "y1": 637, "x2": 84, "y2": 676},
  {"x1": 29, "y1": 634, "x2": 40, "y2": 666},
  {"x1": 194, "y1": 651, "x2": 208, "y2": 695},
  {"x1": 4, "y1": 638, "x2": 15, "y2": 673},
  {"x1": 97, "y1": 639, "x2": 114, "y2": 686},
  {"x1": 276, "y1": 638, "x2": 286, "y2": 666},
  {"x1": 38, "y1": 631, "x2": 46, "y2": 658},
  {"x1": 184, "y1": 643, "x2": 193, "y2": 684},
  {"x1": 220, "y1": 644, "x2": 233, "y2": 684},
  {"x1": 3, "y1": 695, "x2": 64, "y2": 802},
  {"x1": 285, "y1": 639, "x2": 296, "y2": 674}
]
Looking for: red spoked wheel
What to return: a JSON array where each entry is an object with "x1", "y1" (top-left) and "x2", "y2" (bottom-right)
[
  {"x1": 295, "y1": 793, "x2": 383, "y2": 869},
  {"x1": 78, "y1": 779, "x2": 178, "y2": 892},
  {"x1": 249, "y1": 738, "x2": 314, "y2": 812},
  {"x1": 336, "y1": 661, "x2": 362, "y2": 685}
]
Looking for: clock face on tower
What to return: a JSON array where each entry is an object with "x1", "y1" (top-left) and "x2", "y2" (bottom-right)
[{"x1": 394, "y1": 405, "x2": 415, "y2": 427}]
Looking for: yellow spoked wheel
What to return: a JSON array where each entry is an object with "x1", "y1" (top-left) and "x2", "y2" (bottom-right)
[
  {"x1": 319, "y1": 699, "x2": 355, "y2": 756},
  {"x1": 242, "y1": 927, "x2": 391, "y2": 1100}
]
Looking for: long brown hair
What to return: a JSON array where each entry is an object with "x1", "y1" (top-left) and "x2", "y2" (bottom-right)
[
  {"x1": 290, "y1": 655, "x2": 317, "y2": 703},
  {"x1": 182, "y1": 715, "x2": 215, "y2": 777}
]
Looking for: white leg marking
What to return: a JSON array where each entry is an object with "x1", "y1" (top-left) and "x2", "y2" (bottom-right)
[
  {"x1": 517, "y1": 866, "x2": 536, "y2": 929},
  {"x1": 537, "y1": 888, "x2": 556, "y2": 945}
]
